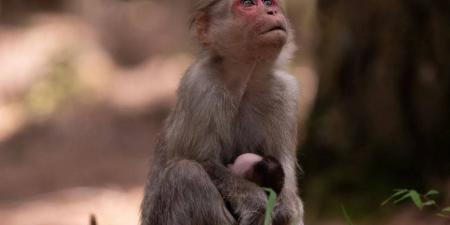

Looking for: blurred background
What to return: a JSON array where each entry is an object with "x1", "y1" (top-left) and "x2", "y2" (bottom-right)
[{"x1": 0, "y1": 0, "x2": 448, "y2": 225}]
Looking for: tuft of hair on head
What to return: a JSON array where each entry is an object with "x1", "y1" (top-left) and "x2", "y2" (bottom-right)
[{"x1": 89, "y1": 214, "x2": 97, "y2": 225}]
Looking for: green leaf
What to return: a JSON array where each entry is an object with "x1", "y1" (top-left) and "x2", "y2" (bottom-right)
[
  {"x1": 341, "y1": 204, "x2": 354, "y2": 225},
  {"x1": 422, "y1": 200, "x2": 436, "y2": 207},
  {"x1": 381, "y1": 189, "x2": 409, "y2": 206},
  {"x1": 263, "y1": 188, "x2": 277, "y2": 225},
  {"x1": 425, "y1": 189, "x2": 439, "y2": 197},
  {"x1": 442, "y1": 207, "x2": 450, "y2": 213},
  {"x1": 393, "y1": 192, "x2": 411, "y2": 204},
  {"x1": 409, "y1": 190, "x2": 423, "y2": 209},
  {"x1": 393, "y1": 189, "x2": 409, "y2": 192},
  {"x1": 425, "y1": 189, "x2": 439, "y2": 196},
  {"x1": 381, "y1": 197, "x2": 393, "y2": 206},
  {"x1": 392, "y1": 189, "x2": 409, "y2": 197}
]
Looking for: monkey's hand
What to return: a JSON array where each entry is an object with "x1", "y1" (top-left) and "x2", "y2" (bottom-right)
[
  {"x1": 272, "y1": 191, "x2": 303, "y2": 225},
  {"x1": 202, "y1": 161, "x2": 268, "y2": 225},
  {"x1": 232, "y1": 185, "x2": 268, "y2": 225}
]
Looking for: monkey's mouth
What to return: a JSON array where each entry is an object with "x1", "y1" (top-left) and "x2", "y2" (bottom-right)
[{"x1": 260, "y1": 25, "x2": 286, "y2": 35}]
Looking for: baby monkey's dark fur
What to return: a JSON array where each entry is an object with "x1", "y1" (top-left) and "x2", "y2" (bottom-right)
[{"x1": 251, "y1": 156, "x2": 285, "y2": 194}]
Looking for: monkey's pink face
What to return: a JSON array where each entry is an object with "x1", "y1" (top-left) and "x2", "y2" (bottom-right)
[{"x1": 231, "y1": 0, "x2": 288, "y2": 48}]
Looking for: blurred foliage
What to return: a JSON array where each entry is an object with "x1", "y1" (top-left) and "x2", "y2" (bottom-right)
[
  {"x1": 382, "y1": 189, "x2": 450, "y2": 219},
  {"x1": 25, "y1": 50, "x2": 80, "y2": 118},
  {"x1": 263, "y1": 188, "x2": 277, "y2": 225},
  {"x1": 381, "y1": 189, "x2": 438, "y2": 210},
  {"x1": 302, "y1": 0, "x2": 450, "y2": 220},
  {"x1": 341, "y1": 205, "x2": 355, "y2": 225}
]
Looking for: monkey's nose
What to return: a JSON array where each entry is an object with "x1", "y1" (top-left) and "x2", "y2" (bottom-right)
[{"x1": 266, "y1": 9, "x2": 277, "y2": 15}]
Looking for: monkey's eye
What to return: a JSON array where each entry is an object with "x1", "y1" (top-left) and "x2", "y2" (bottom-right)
[
  {"x1": 262, "y1": 0, "x2": 273, "y2": 6},
  {"x1": 241, "y1": 0, "x2": 256, "y2": 7}
]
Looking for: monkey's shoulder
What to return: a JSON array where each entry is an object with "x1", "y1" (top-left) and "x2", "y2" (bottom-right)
[
  {"x1": 172, "y1": 64, "x2": 232, "y2": 121},
  {"x1": 272, "y1": 70, "x2": 300, "y2": 103},
  {"x1": 177, "y1": 65, "x2": 222, "y2": 99}
]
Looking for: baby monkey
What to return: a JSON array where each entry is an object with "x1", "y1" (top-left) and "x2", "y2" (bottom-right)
[{"x1": 228, "y1": 153, "x2": 285, "y2": 194}]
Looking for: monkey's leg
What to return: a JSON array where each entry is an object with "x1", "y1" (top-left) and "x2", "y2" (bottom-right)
[{"x1": 141, "y1": 159, "x2": 236, "y2": 225}]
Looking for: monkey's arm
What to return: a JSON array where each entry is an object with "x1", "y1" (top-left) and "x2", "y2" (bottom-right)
[
  {"x1": 167, "y1": 123, "x2": 269, "y2": 224},
  {"x1": 202, "y1": 160, "x2": 269, "y2": 224},
  {"x1": 270, "y1": 73, "x2": 304, "y2": 225},
  {"x1": 272, "y1": 156, "x2": 304, "y2": 225}
]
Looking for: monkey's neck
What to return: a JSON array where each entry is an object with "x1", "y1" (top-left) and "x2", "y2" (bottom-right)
[{"x1": 211, "y1": 56, "x2": 275, "y2": 98}]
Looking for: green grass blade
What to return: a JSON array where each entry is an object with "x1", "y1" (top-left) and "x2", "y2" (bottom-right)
[
  {"x1": 341, "y1": 204, "x2": 354, "y2": 225},
  {"x1": 393, "y1": 192, "x2": 411, "y2": 204},
  {"x1": 393, "y1": 189, "x2": 409, "y2": 192},
  {"x1": 422, "y1": 200, "x2": 436, "y2": 207},
  {"x1": 264, "y1": 188, "x2": 277, "y2": 225},
  {"x1": 425, "y1": 189, "x2": 439, "y2": 197},
  {"x1": 409, "y1": 190, "x2": 423, "y2": 209},
  {"x1": 382, "y1": 189, "x2": 409, "y2": 206},
  {"x1": 392, "y1": 189, "x2": 409, "y2": 195},
  {"x1": 381, "y1": 194, "x2": 396, "y2": 206}
]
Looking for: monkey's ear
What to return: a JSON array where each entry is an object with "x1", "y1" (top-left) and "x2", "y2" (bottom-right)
[{"x1": 193, "y1": 12, "x2": 210, "y2": 46}]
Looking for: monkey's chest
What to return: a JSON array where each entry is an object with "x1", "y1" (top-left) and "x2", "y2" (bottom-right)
[{"x1": 227, "y1": 109, "x2": 269, "y2": 163}]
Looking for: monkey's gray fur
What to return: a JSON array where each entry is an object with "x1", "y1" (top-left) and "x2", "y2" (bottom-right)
[{"x1": 140, "y1": 0, "x2": 304, "y2": 224}]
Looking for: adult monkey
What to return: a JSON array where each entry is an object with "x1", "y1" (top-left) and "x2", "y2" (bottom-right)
[{"x1": 140, "y1": 0, "x2": 303, "y2": 224}]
